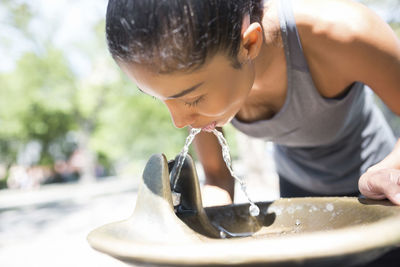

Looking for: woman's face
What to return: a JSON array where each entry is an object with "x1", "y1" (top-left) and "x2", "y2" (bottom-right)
[{"x1": 119, "y1": 54, "x2": 256, "y2": 130}]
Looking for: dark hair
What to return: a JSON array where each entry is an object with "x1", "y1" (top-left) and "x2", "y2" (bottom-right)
[{"x1": 106, "y1": 0, "x2": 263, "y2": 73}]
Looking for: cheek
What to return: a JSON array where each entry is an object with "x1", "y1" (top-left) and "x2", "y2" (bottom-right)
[
  {"x1": 198, "y1": 65, "x2": 254, "y2": 117},
  {"x1": 199, "y1": 83, "x2": 249, "y2": 117}
]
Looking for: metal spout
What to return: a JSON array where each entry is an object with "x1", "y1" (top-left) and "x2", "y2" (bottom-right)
[{"x1": 169, "y1": 154, "x2": 223, "y2": 238}]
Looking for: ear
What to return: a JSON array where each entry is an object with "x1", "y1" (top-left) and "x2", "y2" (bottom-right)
[{"x1": 238, "y1": 17, "x2": 263, "y2": 62}]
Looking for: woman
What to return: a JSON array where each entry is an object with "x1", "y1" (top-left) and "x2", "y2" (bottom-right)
[{"x1": 105, "y1": 0, "x2": 400, "y2": 206}]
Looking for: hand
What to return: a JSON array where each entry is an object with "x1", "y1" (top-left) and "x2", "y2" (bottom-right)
[
  {"x1": 358, "y1": 168, "x2": 400, "y2": 205},
  {"x1": 201, "y1": 184, "x2": 233, "y2": 207}
]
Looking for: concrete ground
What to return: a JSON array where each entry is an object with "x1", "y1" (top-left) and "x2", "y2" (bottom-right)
[{"x1": 0, "y1": 178, "x2": 137, "y2": 267}]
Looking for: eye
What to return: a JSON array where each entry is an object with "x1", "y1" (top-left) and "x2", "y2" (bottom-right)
[{"x1": 184, "y1": 95, "x2": 205, "y2": 108}]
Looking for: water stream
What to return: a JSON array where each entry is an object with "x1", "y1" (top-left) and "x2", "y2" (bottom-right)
[
  {"x1": 171, "y1": 128, "x2": 201, "y2": 191},
  {"x1": 211, "y1": 129, "x2": 260, "y2": 217},
  {"x1": 171, "y1": 128, "x2": 260, "y2": 218}
]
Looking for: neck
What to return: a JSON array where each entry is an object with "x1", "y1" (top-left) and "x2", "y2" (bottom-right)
[{"x1": 236, "y1": 34, "x2": 286, "y2": 122}]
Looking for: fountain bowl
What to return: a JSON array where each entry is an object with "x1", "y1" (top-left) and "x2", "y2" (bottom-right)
[{"x1": 88, "y1": 154, "x2": 400, "y2": 266}]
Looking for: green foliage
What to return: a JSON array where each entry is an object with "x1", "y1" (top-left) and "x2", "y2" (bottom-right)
[
  {"x1": 0, "y1": 0, "x2": 194, "y2": 187},
  {"x1": 0, "y1": 37, "x2": 188, "y2": 184},
  {"x1": 0, "y1": 48, "x2": 77, "y2": 164},
  {"x1": 0, "y1": 177, "x2": 7, "y2": 190},
  {"x1": 20, "y1": 103, "x2": 77, "y2": 165},
  {"x1": 91, "y1": 76, "x2": 187, "y2": 162},
  {"x1": 1, "y1": 0, "x2": 33, "y2": 33},
  {"x1": 0, "y1": 43, "x2": 189, "y2": 170}
]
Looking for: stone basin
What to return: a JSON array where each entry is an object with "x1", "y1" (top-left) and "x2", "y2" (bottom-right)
[{"x1": 87, "y1": 154, "x2": 400, "y2": 267}]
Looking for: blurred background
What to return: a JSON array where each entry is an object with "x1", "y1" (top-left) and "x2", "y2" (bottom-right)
[{"x1": 0, "y1": 0, "x2": 399, "y2": 266}]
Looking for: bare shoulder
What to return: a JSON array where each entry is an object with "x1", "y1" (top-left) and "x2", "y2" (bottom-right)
[
  {"x1": 290, "y1": 0, "x2": 400, "y2": 113},
  {"x1": 292, "y1": 0, "x2": 386, "y2": 43},
  {"x1": 262, "y1": 0, "x2": 372, "y2": 46},
  {"x1": 292, "y1": 0, "x2": 400, "y2": 64}
]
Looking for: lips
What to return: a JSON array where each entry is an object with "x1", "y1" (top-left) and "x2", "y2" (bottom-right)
[{"x1": 201, "y1": 121, "x2": 217, "y2": 132}]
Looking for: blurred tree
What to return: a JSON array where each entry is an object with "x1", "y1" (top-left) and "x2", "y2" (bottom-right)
[
  {"x1": 0, "y1": 1, "x2": 188, "y2": 187},
  {"x1": 0, "y1": 48, "x2": 86, "y2": 178},
  {"x1": 0, "y1": 38, "x2": 188, "y2": 183},
  {"x1": 20, "y1": 103, "x2": 76, "y2": 165},
  {"x1": 1, "y1": 0, "x2": 33, "y2": 33}
]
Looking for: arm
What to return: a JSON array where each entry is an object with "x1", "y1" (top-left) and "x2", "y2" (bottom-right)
[
  {"x1": 335, "y1": 3, "x2": 400, "y2": 205},
  {"x1": 193, "y1": 128, "x2": 235, "y2": 207},
  {"x1": 297, "y1": 0, "x2": 400, "y2": 204}
]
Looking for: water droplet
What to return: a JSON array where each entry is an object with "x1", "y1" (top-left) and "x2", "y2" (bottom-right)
[
  {"x1": 219, "y1": 231, "x2": 227, "y2": 239},
  {"x1": 326, "y1": 203, "x2": 334, "y2": 212},
  {"x1": 120, "y1": 18, "x2": 132, "y2": 31},
  {"x1": 287, "y1": 207, "x2": 295, "y2": 214},
  {"x1": 311, "y1": 205, "x2": 318, "y2": 211},
  {"x1": 249, "y1": 204, "x2": 260, "y2": 217},
  {"x1": 172, "y1": 192, "x2": 181, "y2": 206},
  {"x1": 120, "y1": 45, "x2": 130, "y2": 52}
]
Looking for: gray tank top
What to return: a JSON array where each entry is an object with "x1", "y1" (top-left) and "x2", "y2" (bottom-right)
[{"x1": 231, "y1": 0, "x2": 396, "y2": 194}]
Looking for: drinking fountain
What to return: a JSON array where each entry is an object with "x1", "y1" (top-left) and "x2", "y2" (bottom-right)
[{"x1": 88, "y1": 153, "x2": 400, "y2": 266}]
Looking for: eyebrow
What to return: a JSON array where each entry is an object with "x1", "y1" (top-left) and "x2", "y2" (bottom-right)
[{"x1": 167, "y1": 82, "x2": 204, "y2": 99}]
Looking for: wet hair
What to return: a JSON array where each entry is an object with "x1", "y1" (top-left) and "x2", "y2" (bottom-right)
[{"x1": 106, "y1": 0, "x2": 263, "y2": 73}]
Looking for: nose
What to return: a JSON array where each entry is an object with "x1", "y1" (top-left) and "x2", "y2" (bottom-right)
[{"x1": 165, "y1": 101, "x2": 196, "y2": 129}]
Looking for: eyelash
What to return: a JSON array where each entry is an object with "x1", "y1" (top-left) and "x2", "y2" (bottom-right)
[
  {"x1": 184, "y1": 95, "x2": 205, "y2": 107},
  {"x1": 139, "y1": 88, "x2": 204, "y2": 107}
]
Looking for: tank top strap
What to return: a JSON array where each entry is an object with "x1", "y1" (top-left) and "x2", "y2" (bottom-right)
[{"x1": 278, "y1": 0, "x2": 309, "y2": 72}]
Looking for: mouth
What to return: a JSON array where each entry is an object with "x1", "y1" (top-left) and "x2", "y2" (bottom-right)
[{"x1": 201, "y1": 121, "x2": 217, "y2": 132}]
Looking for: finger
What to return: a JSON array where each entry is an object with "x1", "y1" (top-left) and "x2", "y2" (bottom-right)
[
  {"x1": 385, "y1": 172, "x2": 400, "y2": 205},
  {"x1": 359, "y1": 169, "x2": 400, "y2": 205},
  {"x1": 358, "y1": 170, "x2": 387, "y2": 199},
  {"x1": 385, "y1": 186, "x2": 400, "y2": 205}
]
